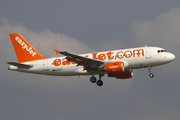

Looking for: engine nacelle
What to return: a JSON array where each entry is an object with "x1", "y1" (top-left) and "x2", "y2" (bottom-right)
[
  {"x1": 115, "y1": 69, "x2": 133, "y2": 79},
  {"x1": 108, "y1": 69, "x2": 133, "y2": 79},
  {"x1": 99, "y1": 62, "x2": 124, "y2": 73}
]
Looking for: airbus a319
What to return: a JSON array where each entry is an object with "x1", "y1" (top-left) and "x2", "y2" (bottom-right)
[{"x1": 7, "y1": 33, "x2": 175, "y2": 86}]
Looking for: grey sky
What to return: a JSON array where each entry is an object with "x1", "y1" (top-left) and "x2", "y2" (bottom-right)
[{"x1": 0, "y1": 1, "x2": 180, "y2": 120}]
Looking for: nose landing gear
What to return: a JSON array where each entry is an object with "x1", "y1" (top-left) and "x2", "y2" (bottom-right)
[{"x1": 148, "y1": 67, "x2": 154, "y2": 78}]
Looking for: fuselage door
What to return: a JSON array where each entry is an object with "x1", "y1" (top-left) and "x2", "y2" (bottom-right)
[
  {"x1": 43, "y1": 60, "x2": 49, "y2": 71},
  {"x1": 145, "y1": 48, "x2": 151, "y2": 59}
]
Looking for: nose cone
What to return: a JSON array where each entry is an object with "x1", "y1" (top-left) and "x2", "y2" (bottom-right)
[{"x1": 169, "y1": 53, "x2": 175, "y2": 61}]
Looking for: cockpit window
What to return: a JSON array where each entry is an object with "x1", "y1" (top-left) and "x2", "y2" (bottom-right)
[
  {"x1": 157, "y1": 49, "x2": 167, "y2": 53},
  {"x1": 162, "y1": 50, "x2": 167, "y2": 52}
]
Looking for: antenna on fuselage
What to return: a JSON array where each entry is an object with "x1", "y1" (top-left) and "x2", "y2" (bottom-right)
[{"x1": 145, "y1": 45, "x2": 147, "y2": 47}]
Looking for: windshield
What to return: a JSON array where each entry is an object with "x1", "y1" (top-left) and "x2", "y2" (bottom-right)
[{"x1": 157, "y1": 50, "x2": 167, "y2": 53}]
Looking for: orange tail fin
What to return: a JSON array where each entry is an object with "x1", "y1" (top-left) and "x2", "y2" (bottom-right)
[{"x1": 9, "y1": 33, "x2": 47, "y2": 63}]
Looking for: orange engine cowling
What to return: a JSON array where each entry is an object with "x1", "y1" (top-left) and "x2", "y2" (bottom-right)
[
  {"x1": 115, "y1": 69, "x2": 133, "y2": 79},
  {"x1": 105, "y1": 62, "x2": 124, "y2": 73}
]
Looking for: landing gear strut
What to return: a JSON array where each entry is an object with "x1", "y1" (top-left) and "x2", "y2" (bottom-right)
[
  {"x1": 148, "y1": 67, "x2": 154, "y2": 78},
  {"x1": 96, "y1": 74, "x2": 104, "y2": 87}
]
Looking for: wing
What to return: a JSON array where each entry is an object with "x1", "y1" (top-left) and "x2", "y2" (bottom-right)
[{"x1": 55, "y1": 50, "x2": 103, "y2": 70}]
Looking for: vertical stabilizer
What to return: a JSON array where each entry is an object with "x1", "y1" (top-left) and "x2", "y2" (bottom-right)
[{"x1": 9, "y1": 33, "x2": 47, "y2": 63}]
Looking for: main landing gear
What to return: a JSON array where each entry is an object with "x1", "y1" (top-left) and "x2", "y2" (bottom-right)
[
  {"x1": 148, "y1": 67, "x2": 154, "y2": 78},
  {"x1": 90, "y1": 74, "x2": 104, "y2": 86}
]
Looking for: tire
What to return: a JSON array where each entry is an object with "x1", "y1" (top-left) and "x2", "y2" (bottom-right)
[
  {"x1": 97, "y1": 80, "x2": 103, "y2": 86},
  {"x1": 149, "y1": 73, "x2": 154, "y2": 78},
  {"x1": 90, "y1": 76, "x2": 97, "y2": 83}
]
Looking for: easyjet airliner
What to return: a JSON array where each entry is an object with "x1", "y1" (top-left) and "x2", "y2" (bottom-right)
[{"x1": 7, "y1": 33, "x2": 175, "y2": 86}]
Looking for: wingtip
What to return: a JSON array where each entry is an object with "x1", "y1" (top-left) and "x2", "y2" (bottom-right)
[{"x1": 54, "y1": 49, "x2": 60, "y2": 55}]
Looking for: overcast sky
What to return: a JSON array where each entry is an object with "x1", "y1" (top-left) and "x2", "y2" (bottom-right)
[{"x1": 0, "y1": 1, "x2": 180, "y2": 120}]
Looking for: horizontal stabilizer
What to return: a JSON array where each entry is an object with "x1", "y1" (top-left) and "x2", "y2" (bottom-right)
[{"x1": 7, "y1": 62, "x2": 33, "y2": 68}]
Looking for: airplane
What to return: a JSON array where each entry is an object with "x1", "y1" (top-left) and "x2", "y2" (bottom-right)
[{"x1": 7, "y1": 33, "x2": 175, "y2": 86}]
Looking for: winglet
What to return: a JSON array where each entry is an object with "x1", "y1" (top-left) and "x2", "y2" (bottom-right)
[{"x1": 54, "y1": 49, "x2": 60, "y2": 55}]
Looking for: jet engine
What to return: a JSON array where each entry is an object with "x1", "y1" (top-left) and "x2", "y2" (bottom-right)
[
  {"x1": 108, "y1": 69, "x2": 133, "y2": 79},
  {"x1": 99, "y1": 62, "x2": 124, "y2": 73}
]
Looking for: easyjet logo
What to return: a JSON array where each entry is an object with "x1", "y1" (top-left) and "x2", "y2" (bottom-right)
[
  {"x1": 15, "y1": 37, "x2": 36, "y2": 57},
  {"x1": 109, "y1": 66, "x2": 118, "y2": 68},
  {"x1": 53, "y1": 58, "x2": 76, "y2": 66},
  {"x1": 53, "y1": 49, "x2": 144, "y2": 66},
  {"x1": 92, "y1": 49, "x2": 144, "y2": 60}
]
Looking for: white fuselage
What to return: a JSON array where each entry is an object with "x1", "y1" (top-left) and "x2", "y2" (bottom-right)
[{"x1": 9, "y1": 46, "x2": 175, "y2": 76}]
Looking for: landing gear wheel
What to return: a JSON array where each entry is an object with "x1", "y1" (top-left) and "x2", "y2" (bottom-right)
[
  {"x1": 149, "y1": 73, "x2": 154, "y2": 78},
  {"x1": 148, "y1": 67, "x2": 154, "y2": 78},
  {"x1": 90, "y1": 76, "x2": 97, "y2": 83},
  {"x1": 97, "y1": 80, "x2": 103, "y2": 86}
]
